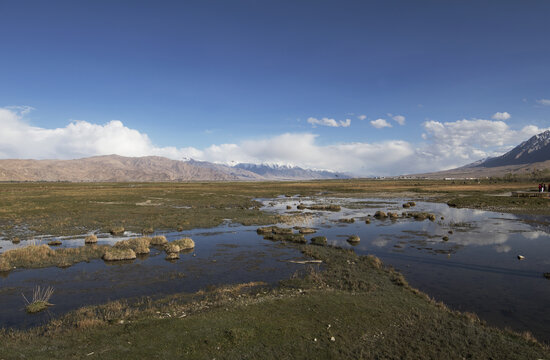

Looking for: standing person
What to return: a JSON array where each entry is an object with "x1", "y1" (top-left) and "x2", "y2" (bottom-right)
[{"x1": 539, "y1": 183, "x2": 542, "y2": 192}]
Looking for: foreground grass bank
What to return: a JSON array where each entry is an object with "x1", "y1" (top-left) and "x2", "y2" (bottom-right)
[
  {"x1": 1, "y1": 245, "x2": 547, "y2": 359},
  {"x1": 1, "y1": 179, "x2": 547, "y2": 239}
]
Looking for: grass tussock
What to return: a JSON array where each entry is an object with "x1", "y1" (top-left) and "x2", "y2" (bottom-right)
[
  {"x1": 165, "y1": 252, "x2": 179, "y2": 260},
  {"x1": 141, "y1": 227, "x2": 154, "y2": 235},
  {"x1": 374, "y1": 210, "x2": 387, "y2": 218},
  {"x1": 164, "y1": 243, "x2": 181, "y2": 254},
  {"x1": 339, "y1": 218, "x2": 355, "y2": 223},
  {"x1": 109, "y1": 226, "x2": 125, "y2": 236},
  {"x1": 264, "y1": 233, "x2": 306, "y2": 243},
  {"x1": 403, "y1": 212, "x2": 437, "y2": 221},
  {"x1": 47, "y1": 240, "x2": 62, "y2": 246},
  {"x1": 298, "y1": 227, "x2": 316, "y2": 234},
  {"x1": 347, "y1": 235, "x2": 360, "y2": 244},
  {"x1": 22, "y1": 285, "x2": 54, "y2": 313},
  {"x1": 114, "y1": 237, "x2": 151, "y2": 255},
  {"x1": 310, "y1": 236, "x2": 327, "y2": 246},
  {"x1": 172, "y1": 238, "x2": 195, "y2": 250},
  {"x1": 150, "y1": 235, "x2": 168, "y2": 246},
  {"x1": 84, "y1": 234, "x2": 98, "y2": 244},
  {"x1": 102, "y1": 248, "x2": 136, "y2": 261}
]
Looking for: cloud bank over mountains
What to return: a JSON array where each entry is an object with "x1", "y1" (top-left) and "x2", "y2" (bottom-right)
[{"x1": 0, "y1": 107, "x2": 546, "y2": 176}]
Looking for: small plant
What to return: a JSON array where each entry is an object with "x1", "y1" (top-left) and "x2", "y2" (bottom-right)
[
  {"x1": 347, "y1": 235, "x2": 360, "y2": 244},
  {"x1": 151, "y1": 235, "x2": 168, "y2": 246},
  {"x1": 48, "y1": 240, "x2": 62, "y2": 246},
  {"x1": 172, "y1": 238, "x2": 195, "y2": 250},
  {"x1": 22, "y1": 285, "x2": 54, "y2": 313},
  {"x1": 109, "y1": 226, "x2": 125, "y2": 236},
  {"x1": 310, "y1": 236, "x2": 327, "y2": 246},
  {"x1": 84, "y1": 234, "x2": 98, "y2": 244}
]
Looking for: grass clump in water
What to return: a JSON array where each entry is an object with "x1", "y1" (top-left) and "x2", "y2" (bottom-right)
[
  {"x1": 172, "y1": 238, "x2": 195, "y2": 250},
  {"x1": 264, "y1": 233, "x2": 306, "y2": 243},
  {"x1": 48, "y1": 240, "x2": 62, "y2": 246},
  {"x1": 339, "y1": 218, "x2": 355, "y2": 223},
  {"x1": 114, "y1": 237, "x2": 151, "y2": 255},
  {"x1": 150, "y1": 235, "x2": 168, "y2": 246},
  {"x1": 347, "y1": 235, "x2": 360, "y2": 245},
  {"x1": 310, "y1": 236, "x2": 327, "y2": 246},
  {"x1": 109, "y1": 226, "x2": 125, "y2": 236},
  {"x1": 84, "y1": 234, "x2": 98, "y2": 244},
  {"x1": 142, "y1": 227, "x2": 154, "y2": 235},
  {"x1": 22, "y1": 285, "x2": 55, "y2": 314},
  {"x1": 374, "y1": 211, "x2": 387, "y2": 219},
  {"x1": 102, "y1": 248, "x2": 136, "y2": 261},
  {"x1": 298, "y1": 228, "x2": 316, "y2": 234}
]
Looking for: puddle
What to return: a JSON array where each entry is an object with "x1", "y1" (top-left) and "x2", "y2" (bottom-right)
[{"x1": 260, "y1": 196, "x2": 550, "y2": 343}]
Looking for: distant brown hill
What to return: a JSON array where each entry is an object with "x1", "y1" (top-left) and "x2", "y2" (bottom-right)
[
  {"x1": 0, "y1": 155, "x2": 263, "y2": 182},
  {"x1": 411, "y1": 130, "x2": 550, "y2": 179},
  {"x1": 0, "y1": 155, "x2": 347, "y2": 182}
]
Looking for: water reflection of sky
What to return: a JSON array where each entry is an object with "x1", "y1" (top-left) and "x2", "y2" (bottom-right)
[{"x1": 261, "y1": 196, "x2": 550, "y2": 343}]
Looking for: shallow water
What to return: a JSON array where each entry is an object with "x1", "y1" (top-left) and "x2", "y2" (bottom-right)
[
  {"x1": 261, "y1": 196, "x2": 550, "y2": 343},
  {"x1": 0, "y1": 222, "x2": 305, "y2": 329}
]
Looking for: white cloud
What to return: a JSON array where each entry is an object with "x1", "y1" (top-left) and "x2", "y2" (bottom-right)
[
  {"x1": 1, "y1": 107, "x2": 548, "y2": 177},
  {"x1": 391, "y1": 114, "x2": 406, "y2": 125},
  {"x1": 307, "y1": 117, "x2": 351, "y2": 128},
  {"x1": 357, "y1": 114, "x2": 367, "y2": 121},
  {"x1": 418, "y1": 118, "x2": 549, "y2": 170},
  {"x1": 536, "y1": 99, "x2": 550, "y2": 106},
  {"x1": 370, "y1": 118, "x2": 392, "y2": 129},
  {"x1": 491, "y1": 112, "x2": 511, "y2": 120}
]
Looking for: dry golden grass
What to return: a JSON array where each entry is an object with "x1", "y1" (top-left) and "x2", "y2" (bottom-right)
[
  {"x1": 0, "y1": 244, "x2": 109, "y2": 270},
  {"x1": 109, "y1": 226, "x2": 125, "y2": 236},
  {"x1": 150, "y1": 235, "x2": 168, "y2": 246},
  {"x1": 114, "y1": 237, "x2": 151, "y2": 254},
  {"x1": 84, "y1": 234, "x2": 98, "y2": 244},
  {"x1": 102, "y1": 248, "x2": 136, "y2": 261},
  {"x1": 164, "y1": 243, "x2": 180, "y2": 254},
  {"x1": 172, "y1": 238, "x2": 195, "y2": 250}
]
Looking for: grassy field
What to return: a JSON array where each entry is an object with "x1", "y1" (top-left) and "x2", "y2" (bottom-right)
[
  {"x1": 1, "y1": 245, "x2": 548, "y2": 359},
  {"x1": 1, "y1": 180, "x2": 549, "y2": 358},
  {"x1": 0, "y1": 179, "x2": 547, "y2": 239}
]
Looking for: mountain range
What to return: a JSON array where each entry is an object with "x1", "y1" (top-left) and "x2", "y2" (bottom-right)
[
  {"x1": 411, "y1": 130, "x2": 550, "y2": 179},
  {"x1": 0, "y1": 155, "x2": 348, "y2": 182}
]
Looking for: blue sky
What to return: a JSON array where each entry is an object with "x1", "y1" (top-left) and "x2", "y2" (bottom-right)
[{"x1": 1, "y1": 1, "x2": 549, "y2": 175}]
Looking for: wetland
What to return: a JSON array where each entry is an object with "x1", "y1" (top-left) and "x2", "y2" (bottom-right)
[{"x1": 0, "y1": 180, "x2": 549, "y2": 358}]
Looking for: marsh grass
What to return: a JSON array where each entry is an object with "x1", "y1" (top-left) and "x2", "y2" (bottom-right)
[
  {"x1": 347, "y1": 235, "x2": 360, "y2": 245},
  {"x1": 172, "y1": 238, "x2": 195, "y2": 250},
  {"x1": 0, "y1": 244, "x2": 108, "y2": 271},
  {"x1": 310, "y1": 236, "x2": 327, "y2": 246},
  {"x1": 264, "y1": 233, "x2": 306, "y2": 243},
  {"x1": 298, "y1": 227, "x2": 316, "y2": 234},
  {"x1": 22, "y1": 285, "x2": 54, "y2": 314},
  {"x1": 109, "y1": 226, "x2": 125, "y2": 236},
  {"x1": 150, "y1": 235, "x2": 168, "y2": 246},
  {"x1": 114, "y1": 237, "x2": 151, "y2": 254},
  {"x1": 84, "y1": 234, "x2": 97, "y2": 244},
  {"x1": 102, "y1": 248, "x2": 136, "y2": 261}
]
